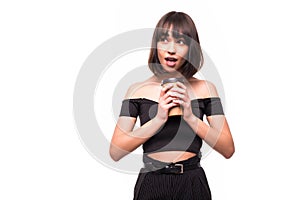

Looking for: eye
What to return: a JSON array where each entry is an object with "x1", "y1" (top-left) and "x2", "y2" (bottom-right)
[
  {"x1": 176, "y1": 39, "x2": 186, "y2": 45},
  {"x1": 159, "y1": 37, "x2": 168, "y2": 43}
]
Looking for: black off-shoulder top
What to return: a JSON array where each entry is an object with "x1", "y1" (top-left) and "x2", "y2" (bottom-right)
[{"x1": 119, "y1": 97, "x2": 224, "y2": 155}]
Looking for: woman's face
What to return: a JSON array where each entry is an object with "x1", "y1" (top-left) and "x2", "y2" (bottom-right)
[{"x1": 157, "y1": 26, "x2": 189, "y2": 74}]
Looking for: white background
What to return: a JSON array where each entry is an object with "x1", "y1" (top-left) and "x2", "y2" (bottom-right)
[{"x1": 1, "y1": 0, "x2": 299, "y2": 199}]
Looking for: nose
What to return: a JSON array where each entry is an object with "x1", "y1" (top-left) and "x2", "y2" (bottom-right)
[{"x1": 167, "y1": 42, "x2": 176, "y2": 54}]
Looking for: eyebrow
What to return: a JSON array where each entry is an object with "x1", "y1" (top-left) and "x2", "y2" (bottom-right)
[
  {"x1": 159, "y1": 31, "x2": 185, "y2": 39},
  {"x1": 159, "y1": 32, "x2": 169, "y2": 38}
]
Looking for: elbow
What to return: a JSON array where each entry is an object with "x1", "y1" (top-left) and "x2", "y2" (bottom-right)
[
  {"x1": 109, "y1": 147, "x2": 122, "y2": 162},
  {"x1": 109, "y1": 144, "x2": 126, "y2": 162},
  {"x1": 224, "y1": 151, "x2": 234, "y2": 159},
  {"x1": 223, "y1": 145, "x2": 235, "y2": 159},
  {"x1": 109, "y1": 150, "x2": 120, "y2": 162}
]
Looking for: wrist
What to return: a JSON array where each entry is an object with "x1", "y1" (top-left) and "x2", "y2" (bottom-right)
[
  {"x1": 183, "y1": 114, "x2": 199, "y2": 130},
  {"x1": 152, "y1": 115, "x2": 167, "y2": 126},
  {"x1": 183, "y1": 112, "x2": 196, "y2": 122}
]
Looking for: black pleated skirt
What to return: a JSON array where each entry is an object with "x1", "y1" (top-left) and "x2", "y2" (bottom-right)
[{"x1": 133, "y1": 155, "x2": 212, "y2": 200}]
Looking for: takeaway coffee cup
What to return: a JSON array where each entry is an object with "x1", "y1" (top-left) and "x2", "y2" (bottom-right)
[{"x1": 161, "y1": 77, "x2": 185, "y2": 116}]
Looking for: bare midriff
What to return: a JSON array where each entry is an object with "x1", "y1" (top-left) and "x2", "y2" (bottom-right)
[{"x1": 147, "y1": 151, "x2": 196, "y2": 163}]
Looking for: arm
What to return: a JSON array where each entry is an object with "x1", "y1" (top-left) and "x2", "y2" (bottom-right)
[
  {"x1": 170, "y1": 81, "x2": 235, "y2": 158},
  {"x1": 109, "y1": 116, "x2": 165, "y2": 161},
  {"x1": 109, "y1": 83, "x2": 178, "y2": 161},
  {"x1": 184, "y1": 113, "x2": 235, "y2": 159}
]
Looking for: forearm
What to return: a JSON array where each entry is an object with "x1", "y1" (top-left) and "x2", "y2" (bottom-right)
[
  {"x1": 110, "y1": 117, "x2": 165, "y2": 161},
  {"x1": 184, "y1": 115, "x2": 235, "y2": 158}
]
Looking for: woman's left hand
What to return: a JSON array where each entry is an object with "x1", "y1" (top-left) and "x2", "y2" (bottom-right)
[{"x1": 167, "y1": 81, "x2": 194, "y2": 120}]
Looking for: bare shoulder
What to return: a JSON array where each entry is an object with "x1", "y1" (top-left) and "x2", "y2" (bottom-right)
[
  {"x1": 123, "y1": 82, "x2": 142, "y2": 99},
  {"x1": 124, "y1": 77, "x2": 161, "y2": 99},
  {"x1": 189, "y1": 78, "x2": 219, "y2": 98}
]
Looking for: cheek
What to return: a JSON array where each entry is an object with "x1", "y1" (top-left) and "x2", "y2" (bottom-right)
[
  {"x1": 157, "y1": 48, "x2": 165, "y2": 62},
  {"x1": 177, "y1": 48, "x2": 189, "y2": 59},
  {"x1": 157, "y1": 43, "x2": 166, "y2": 51}
]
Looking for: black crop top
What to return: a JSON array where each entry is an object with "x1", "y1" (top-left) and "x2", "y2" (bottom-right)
[{"x1": 119, "y1": 97, "x2": 224, "y2": 155}]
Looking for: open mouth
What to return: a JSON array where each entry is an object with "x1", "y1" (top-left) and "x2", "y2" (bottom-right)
[
  {"x1": 165, "y1": 57, "x2": 178, "y2": 62},
  {"x1": 165, "y1": 57, "x2": 178, "y2": 67}
]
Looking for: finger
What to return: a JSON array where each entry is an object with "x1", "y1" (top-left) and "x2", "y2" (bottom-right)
[
  {"x1": 176, "y1": 81, "x2": 187, "y2": 90},
  {"x1": 160, "y1": 84, "x2": 174, "y2": 97},
  {"x1": 162, "y1": 89, "x2": 176, "y2": 101},
  {"x1": 164, "y1": 102, "x2": 179, "y2": 110},
  {"x1": 169, "y1": 87, "x2": 185, "y2": 95},
  {"x1": 166, "y1": 91, "x2": 185, "y2": 100},
  {"x1": 165, "y1": 96, "x2": 178, "y2": 104},
  {"x1": 172, "y1": 99, "x2": 184, "y2": 105},
  {"x1": 162, "y1": 83, "x2": 174, "y2": 92}
]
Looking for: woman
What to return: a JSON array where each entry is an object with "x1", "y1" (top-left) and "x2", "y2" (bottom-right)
[{"x1": 109, "y1": 11, "x2": 235, "y2": 200}]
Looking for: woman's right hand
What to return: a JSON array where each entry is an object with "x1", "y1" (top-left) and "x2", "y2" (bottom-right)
[{"x1": 155, "y1": 84, "x2": 179, "y2": 122}]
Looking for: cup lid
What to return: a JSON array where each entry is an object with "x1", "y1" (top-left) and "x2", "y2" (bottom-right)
[{"x1": 161, "y1": 77, "x2": 185, "y2": 86}]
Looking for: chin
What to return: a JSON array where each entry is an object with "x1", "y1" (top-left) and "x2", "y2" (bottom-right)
[{"x1": 162, "y1": 66, "x2": 180, "y2": 73}]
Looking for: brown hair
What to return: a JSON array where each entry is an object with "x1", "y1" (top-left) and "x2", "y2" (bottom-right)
[{"x1": 148, "y1": 11, "x2": 204, "y2": 79}]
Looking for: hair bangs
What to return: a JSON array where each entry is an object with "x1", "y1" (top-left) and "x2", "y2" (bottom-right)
[{"x1": 156, "y1": 14, "x2": 192, "y2": 44}]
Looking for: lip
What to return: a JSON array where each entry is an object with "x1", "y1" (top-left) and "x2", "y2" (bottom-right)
[
  {"x1": 164, "y1": 57, "x2": 178, "y2": 67},
  {"x1": 165, "y1": 57, "x2": 178, "y2": 62}
]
